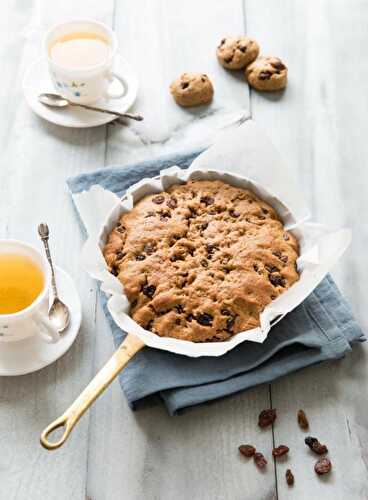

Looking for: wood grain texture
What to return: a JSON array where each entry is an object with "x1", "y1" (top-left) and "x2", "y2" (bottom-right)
[
  {"x1": 246, "y1": 0, "x2": 368, "y2": 498},
  {"x1": 0, "y1": 0, "x2": 367, "y2": 498},
  {"x1": 0, "y1": 1, "x2": 112, "y2": 499}
]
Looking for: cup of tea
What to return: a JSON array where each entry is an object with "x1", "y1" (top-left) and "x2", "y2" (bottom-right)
[
  {"x1": 44, "y1": 19, "x2": 129, "y2": 104},
  {"x1": 0, "y1": 240, "x2": 60, "y2": 343}
]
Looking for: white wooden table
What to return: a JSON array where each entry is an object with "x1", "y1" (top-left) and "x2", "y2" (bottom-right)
[{"x1": 1, "y1": 1, "x2": 367, "y2": 499}]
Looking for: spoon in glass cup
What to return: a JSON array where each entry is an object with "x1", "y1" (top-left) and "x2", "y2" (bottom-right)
[{"x1": 38, "y1": 92, "x2": 144, "y2": 121}]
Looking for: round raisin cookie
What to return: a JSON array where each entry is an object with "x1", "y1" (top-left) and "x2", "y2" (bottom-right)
[
  {"x1": 170, "y1": 73, "x2": 214, "y2": 107},
  {"x1": 245, "y1": 56, "x2": 287, "y2": 91},
  {"x1": 103, "y1": 180, "x2": 300, "y2": 343},
  {"x1": 217, "y1": 36, "x2": 259, "y2": 70}
]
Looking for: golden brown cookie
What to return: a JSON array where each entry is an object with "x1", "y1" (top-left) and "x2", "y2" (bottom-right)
[
  {"x1": 217, "y1": 36, "x2": 259, "y2": 70},
  {"x1": 103, "y1": 180, "x2": 299, "y2": 343},
  {"x1": 170, "y1": 73, "x2": 214, "y2": 107},
  {"x1": 245, "y1": 56, "x2": 287, "y2": 91}
]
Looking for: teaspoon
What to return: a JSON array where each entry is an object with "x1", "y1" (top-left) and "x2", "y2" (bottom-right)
[
  {"x1": 38, "y1": 223, "x2": 70, "y2": 333},
  {"x1": 38, "y1": 93, "x2": 144, "y2": 121}
]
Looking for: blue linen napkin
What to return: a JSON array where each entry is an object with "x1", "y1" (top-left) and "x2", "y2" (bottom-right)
[{"x1": 67, "y1": 150, "x2": 365, "y2": 415}]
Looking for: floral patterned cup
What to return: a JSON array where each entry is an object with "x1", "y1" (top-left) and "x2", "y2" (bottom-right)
[{"x1": 44, "y1": 19, "x2": 128, "y2": 104}]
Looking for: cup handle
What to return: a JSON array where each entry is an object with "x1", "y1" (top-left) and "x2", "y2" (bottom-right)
[
  {"x1": 106, "y1": 71, "x2": 128, "y2": 99},
  {"x1": 32, "y1": 311, "x2": 60, "y2": 344}
]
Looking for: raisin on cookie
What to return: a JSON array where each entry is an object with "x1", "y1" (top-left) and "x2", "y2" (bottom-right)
[
  {"x1": 217, "y1": 36, "x2": 259, "y2": 70},
  {"x1": 245, "y1": 56, "x2": 287, "y2": 91},
  {"x1": 170, "y1": 73, "x2": 214, "y2": 107}
]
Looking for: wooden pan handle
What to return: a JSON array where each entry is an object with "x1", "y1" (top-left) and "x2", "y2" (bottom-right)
[{"x1": 40, "y1": 333, "x2": 145, "y2": 450}]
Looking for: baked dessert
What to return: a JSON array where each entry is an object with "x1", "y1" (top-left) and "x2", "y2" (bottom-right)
[
  {"x1": 245, "y1": 56, "x2": 287, "y2": 91},
  {"x1": 170, "y1": 73, "x2": 214, "y2": 107},
  {"x1": 103, "y1": 180, "x2": 299, "y2": 342},
  {"x1": 217, "y1": 36, "x2": 259, "y2": 70}
]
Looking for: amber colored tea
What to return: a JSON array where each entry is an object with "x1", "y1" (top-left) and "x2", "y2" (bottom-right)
[
  {"x1": 0, "y1": 254, "x2": 44, "y2": 314},
  {"x1": 49, "y1": 31, "x2": 111, "y2": 69}
]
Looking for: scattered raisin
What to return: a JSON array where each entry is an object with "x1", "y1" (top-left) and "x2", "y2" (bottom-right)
[
  {"x1": 181, "y1": 82, "x2": 189, "y2": 90},
  {"x1": 239, "y1": 45, "x2": 247, "y2": 53},
  {"x1": 280, "y1": 255, "x2": 288, "y2": 263},
  {"x1": 221, "y1": 308, "x2": 231, "y2": 316},
  {"x1": 224, "y1": 56, "x2": 233, "y2": 64},
  {"x1": 152, "y1": 195, "x2": 164, "y2": 204},
  {"x1": 201, "y1": 222, "x2": 209, "y2": 230},
  {"x1": 142, "y1": 284, "x2": 156, "y2": 298},
  {"x1": 200, "y1": 195, "x2": 214, "y2": 206},
  {"x1": 229, "y1": 209, "x2": 240, "y2": 217},
  {"x1": 136, "y1": 254, "x2": 146, "y2": 261},
  {"x1": 254, "y1": 452, "x2": 267, "y2": 468},
  {"x1": 116, "y1": 226, "x2": 125, "y2": 233},
  {"x1": 269, "y1": 274, "x2": 285, "y2": 287},
  {"x1": 175, "y1": 304, "x2": 184, "y2": 314},
  {"x1": 258, "y1": 408, "x2": 277, "y2": 428},
  {"x1": 314, "y1": 457, "x2": 332, "y2": 475},
  {"x1": 197, "y1": 313, "x2": 213, "y2": 326},
  {"x1": 305, "y1": 437, "x2": 328, "y2": 455},
  {"x1": 167, "y1": 196, "x2": 177, "y2": 209},
  {"x1": 272, "y1": 445, "x2": 289, "y2": 457},
  {"x1": 285, "y1": 469, "x2": 294, "y2": 486},
  {"x1": 239, "y1": 444, "x2": 256, "y2": 457},
  {"x1": 186, "y1": 314, "x2": 194, "y2": 322},
  {"x1": 297, "y1": 409, "x2": 309, "y2": 430},
  {"x1": 116, "y1": 251, "x2": 124, "y2": 259},
  {"x1": 201, "y1": 259, "x2": 208, "y2": 268}
]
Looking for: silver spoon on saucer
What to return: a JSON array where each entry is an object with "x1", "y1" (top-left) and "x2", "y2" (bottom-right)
[
  {"x1": 38, "y1": 93, "x2": 144, "y2": 121},
  {"x1": 38, "y1": 223, "x2": 70, "y2": 333}
]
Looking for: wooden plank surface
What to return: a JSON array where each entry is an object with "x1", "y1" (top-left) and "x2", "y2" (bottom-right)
[
  {"x1": 0, "y1": 0, "x2": 367, "y2": 499},
  {"x1": 0, "y1": 1, "x2": 112, "y2": 499},
  {"x1": 246, "y1": 0, "x2": 368, "y2": 498}
]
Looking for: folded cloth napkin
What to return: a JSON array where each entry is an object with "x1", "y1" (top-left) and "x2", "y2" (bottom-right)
[{"x1": 67, "y1": 150, "x2": 365, "y2": 415}]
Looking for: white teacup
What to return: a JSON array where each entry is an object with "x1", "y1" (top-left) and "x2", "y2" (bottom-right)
[
  {"x1": 0, "y1": 240, "x2": 60, "y2": 344},
  {"x1": 44, "y1": 19, "x2": 128, "y2": 104}
]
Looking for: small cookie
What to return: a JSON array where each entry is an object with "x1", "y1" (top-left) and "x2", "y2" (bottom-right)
[
  {"x1": 217, "y1": 36, "x2": 259, "y2": 70},
  {"x1": 245, "y1": 56, "x2": 287, "y2": 91},
  {"x1": 170, "y1": 73, "x2": 214, "y2": 107}
]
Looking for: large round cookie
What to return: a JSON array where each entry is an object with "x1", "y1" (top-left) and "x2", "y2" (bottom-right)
[
  {"x1": 104, "y1": 180, "x2": 299, "y2": 342},
  {"x1": 217, "y1": 36, "x2": 259, "y2": 70}
]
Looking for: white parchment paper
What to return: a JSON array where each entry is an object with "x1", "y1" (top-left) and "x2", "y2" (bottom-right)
[{"x1": 73, "y1": 121, "x2": 351, "y2": 357}]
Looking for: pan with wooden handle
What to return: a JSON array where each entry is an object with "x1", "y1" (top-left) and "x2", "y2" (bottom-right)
[{"x1": 40, "y1": 333, "x2": 145, "y2": 450}]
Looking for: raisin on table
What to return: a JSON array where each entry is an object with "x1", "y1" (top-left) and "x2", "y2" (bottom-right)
[
  {"x1": 254, "y1": 452, "x2": 267, "y2": 469},
  {"x1": 258, "y1": 408, "x2": 277, "y2": 428},
  {"x1": 238, "y1": 444, "x2": 256, "y2": 457},
  {"x1": 314, "y1": 457, "x2": 332, "y2": 475},
  {"x1": 285, "y1": 469, "x2": 294, "y2": 485},
  {"x1": 297, "y1": 409, "x2": 309, "y2": 430},
  {"x1": 272, "y1": 445, "x2": 289, "y2": 457},
  {"x1": 305, "y1": 436, "x2": 328, "y2": 455}
]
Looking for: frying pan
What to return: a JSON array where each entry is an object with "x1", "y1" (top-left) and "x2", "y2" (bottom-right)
[{"x1": 40, "y1": 167, "x2": 345, "y2": 449}]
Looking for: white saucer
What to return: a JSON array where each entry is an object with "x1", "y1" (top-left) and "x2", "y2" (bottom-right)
[
  {"x1": 22, "y1": 55, "x2": 139, "y2": 128},
  {"x1": 0, "y1": 267, "x2": 82, "y2": 376}
]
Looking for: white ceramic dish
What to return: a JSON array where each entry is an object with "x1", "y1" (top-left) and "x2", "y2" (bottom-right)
[{"x1": 22, "y1": 55, "x2": 138, "y2": 128}]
